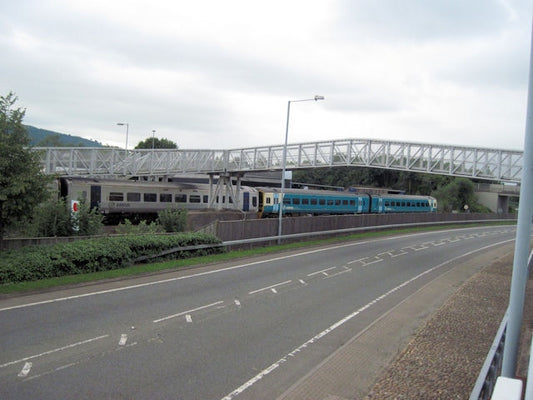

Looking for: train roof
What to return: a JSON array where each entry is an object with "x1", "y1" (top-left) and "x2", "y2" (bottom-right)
[{"x1": 257, "y1": 187, "x2": 434, "y2": 199}]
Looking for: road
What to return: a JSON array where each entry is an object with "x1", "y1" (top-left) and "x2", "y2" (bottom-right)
[{"x1": 0, "y1": 225, "x2": 517, "y2": 399}]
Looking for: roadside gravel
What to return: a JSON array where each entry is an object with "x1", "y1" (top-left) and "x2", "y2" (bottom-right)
[{"x1": 365, "y1": 256, "x2": 533, "y2": 399}]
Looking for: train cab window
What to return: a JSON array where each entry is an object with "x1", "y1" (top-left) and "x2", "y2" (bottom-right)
[
  {"x1": 176, "y1": 194, "x2": 187, "y2": 203},
  {"x1": 144, "y1": 193, "x2": 157, "y2": 202},
  {"x1": 160, "y1": 193, "x2": 172, "y2": 202},
  {"x1": 311, "y1": 199, "x2": 318, "y2": 205},
  {"x1": 293, "y1": 198, "x2": 300, "y2": 205},
  {"x1": 203, "y1": 195, "x2": 209, "y2": 203},
  {"x1": 109, "y1": 192, "x2": 123, "y2": 201},
  {"x1": 127, "y1": 192, "x2": 141, "y2": 202},
  {"x1": 302, "y1": 198, "x2": 309, "y2": 205},
  {"x1": 190, "y1": 195, "x2": 201, "y2": 203}
]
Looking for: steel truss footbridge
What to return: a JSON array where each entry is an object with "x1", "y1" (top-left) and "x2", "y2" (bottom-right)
[{"x1": 36, "y1": 138, "x2": 524, "y2": 183}]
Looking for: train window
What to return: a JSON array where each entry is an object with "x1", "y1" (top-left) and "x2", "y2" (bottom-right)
[
  {"x1": 176, "y1": 194, "x2": 187, "y2": 203},
  {"x1": 311, "y1": 199, "x2": 318, "y2": 205},
  {"x1": 229, "y1": 197, "x2": 233, "y2": 204},
  {"x1": 401, "y1": 202, "x2": 406, "y2": 207},
  {"x1": 160, "y1": 193, "x2": 172, "y2": 202},
  {"x1": 203, "y1": 195, "x2": 209, "y2": 203},
  {"x1": 127, "y1": 192, "x2": 141, "y2": 202},
  {"x1": 293, "y1": 198, "x2": 300, "y2": 205},
  {"x1": 109, "y1": 192, "x2": 123, "y2": 201},
  {"x1": 385, "y1": 201, "x2": 390, "y2": 207},
  {"x1": 327, "y1": 200, "x2": 334, "y2": 206},
  {"x1": 319, "y1": 199, "x2": 326, "y2": 205},
  {"x1": 283, "y1": 198, "x2": 291, "y2": 205},
  {"x1": 335, "y1": 200, "x2": 341, "y2": 206},
  {"x1": 266, "y1": 198, "x2": 271, "y2": 204},
  {"x1": 417, "y1": 202, "x2": 421, "y2": 207},
  {"x1": 350, "y1": 200, "x2": 355, "y2": 206},
  {"x1": 144, "y1": 193, "x2": 157, "y2": 202},
  {"x1": 252, "y1": 197, "x2": 257, "y2": 207},
  {"x1": 302, "y1": 198, "x2": 309, "y2": 205},
  {"x1": 190, "y1": 195, "x2": 201, "y2": 203}
]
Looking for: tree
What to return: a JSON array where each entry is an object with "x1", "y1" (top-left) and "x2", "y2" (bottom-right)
[
  {"x1": 135, "y1": 137, "x2": 178, "y2": 149},
  {"x1": 0, "y1": 92, "x2": 51, "y2": 239}
]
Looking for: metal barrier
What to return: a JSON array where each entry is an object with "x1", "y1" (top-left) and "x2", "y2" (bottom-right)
[{"x1": 470, "y1": 250, "x2": 533, "y2": 400}]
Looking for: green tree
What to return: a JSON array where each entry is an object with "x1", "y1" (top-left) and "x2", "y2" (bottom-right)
[
  {"x1": 431, "y1": 177, "x2": 482, "y2": 212},
  {"x1": 135, "y1": 137, "x2": 178, "y2": 149},
  {"x1": 0, "y1": 92, "x2": 51, "y2": 239},
  {"x1": 157, "y1": 207, "x2": 188, "y2": 232}
]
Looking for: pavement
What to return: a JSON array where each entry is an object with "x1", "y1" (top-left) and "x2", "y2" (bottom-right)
[{"x1": 277, "y1": 242, "x2": 529, "y2": 400}]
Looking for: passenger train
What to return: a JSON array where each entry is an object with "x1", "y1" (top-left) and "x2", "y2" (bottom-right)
[{"x1": 59, "y1": 177, "x2": 437, "y2": 222}]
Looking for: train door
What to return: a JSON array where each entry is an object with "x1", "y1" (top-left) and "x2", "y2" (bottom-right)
[
  {"x1": 243, "y1": 192, "x2": 250, "y2": 211},
  {"x1": 90, "y1": 185, "x2": 101, "y2": 209},
  {"x1": 378, "y1": 197, "x2": 383, "y2": 213}
]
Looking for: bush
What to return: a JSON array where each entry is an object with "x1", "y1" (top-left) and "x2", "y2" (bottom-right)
[
  {"x1": 157, "y1": 208, "x2": 188, "y2": 232},
  {"x1": 115, "y1": 219, "x2": 162, "y2": 235},
  {"x1": 0, "y1": 233, "x2": 224, "y2": 284}
]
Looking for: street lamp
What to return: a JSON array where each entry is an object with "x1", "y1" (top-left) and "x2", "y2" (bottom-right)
[
  {"x1": 116, "y1": 122, "x2": 129, "y2": 150},
  {"x1": 278, "y1": 95, "x2": 325, "y2": 244}
]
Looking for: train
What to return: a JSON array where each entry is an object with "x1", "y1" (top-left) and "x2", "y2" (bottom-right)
[{"x1": 58, "y1": 177, "x2": 437, "y2": 222}]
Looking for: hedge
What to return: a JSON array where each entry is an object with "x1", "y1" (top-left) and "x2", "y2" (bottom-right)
[{"x1": 0, "y1": 233, "x2": 225, "y2": 284}]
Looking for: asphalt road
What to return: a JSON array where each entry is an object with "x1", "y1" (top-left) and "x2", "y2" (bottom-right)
[{"x1": 0, "y1": 225, "x2": 517, "y2": 399}]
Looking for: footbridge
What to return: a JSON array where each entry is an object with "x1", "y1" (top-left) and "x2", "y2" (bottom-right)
[{"x1": 36, "y1": 138, "x2": 524, "y2": 183}]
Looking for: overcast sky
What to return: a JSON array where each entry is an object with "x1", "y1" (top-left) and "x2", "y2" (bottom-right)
[{"x1": 1, "y1": 0, "x2": 532, "y2": 150}]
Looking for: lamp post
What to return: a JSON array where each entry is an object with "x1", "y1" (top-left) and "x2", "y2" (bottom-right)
[
  {"x1": 151, "y1": 129, "x2": 156, "y2": 177},
  {"x1": 278, "y1": 95, "x2": 325, "y2": 244},
  {"x1": 116, "y1": 122, "x2": 129, "y2": 150}
]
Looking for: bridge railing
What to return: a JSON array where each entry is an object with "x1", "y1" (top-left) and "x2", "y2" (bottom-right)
[{"x1": 34, "y1": 138, "x2": 524, "y2": 182}]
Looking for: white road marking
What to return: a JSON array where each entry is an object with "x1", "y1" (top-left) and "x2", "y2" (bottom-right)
[
  {"x1": 0, "y1": 335, "x2": 110, "y2": 369},
  {"x1": 18, "y1": 362, "x2": 32, "y2": 377},
  {"x1": 234, "y1": 299, "x2": 241, "y2": 307},
  {"x1": 298, "y1": 279, "x2": 307, "y2": 285},
  {"x1": 220, "y1": 238, "x2": 514, "y2": 400},
  {"x1": 1, "y1": 226, "x2": 512, "y2": 313},
  {"x1": 186, "y1": 314, "x2": 193, "y2": 323},
  {"x1": 153, "y1": 301, "x2": 224, "y2": 323},
  {"x1": 325, "y1": 267, "x2": 352, "y2": 278},
  {"x1": 307, "y1": 267, "x2": 337, "y2": 277},
  {"x1": 248, "y1": 280, "x2": 292, "y2": 295},
  {"x1": 118, "y1": 334, "x2": 128, "y2": 346}
]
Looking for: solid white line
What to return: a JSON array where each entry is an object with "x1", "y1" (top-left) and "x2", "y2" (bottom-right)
[
  {"x1": 248, "y1": 280, "x2": 292, "y2": 295},
  {"x1": 18, "y1": 362, "x2": 32, "y2": 377},
  {"x1": 220, "y1": 238, "x2": 514, "y2": 400},
  {"x1": 0, "y1": 335, "x2": 110, "y2": 369},
  {"x1": 1, "y1": 226, "x2": 513, "y2": 313},
  {"x1": 153, "y1": 300, "x2": 224, "y2": 323},
  {"x1": 118, "y1": 334, "x2": 128, "y2": 346}
]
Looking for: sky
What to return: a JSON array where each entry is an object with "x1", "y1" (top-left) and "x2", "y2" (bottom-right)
[{"x1": 1, "y1": 0, "x2": 532, "y2": 151}]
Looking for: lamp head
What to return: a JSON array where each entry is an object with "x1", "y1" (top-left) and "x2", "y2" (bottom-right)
[{"x1": 314, "y1": 95, "x2": 325, "y2": 101}]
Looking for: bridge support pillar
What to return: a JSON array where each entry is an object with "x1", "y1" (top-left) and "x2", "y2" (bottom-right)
[{"x1": 207, "y1": 172, "x2": 243, "y2": 211}]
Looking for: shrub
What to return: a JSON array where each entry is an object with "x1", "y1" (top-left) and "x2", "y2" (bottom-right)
[
  {"x1": 0, "y1": 233, "x2": 224, "y2": 284},
  {"x1": 157, "y1": 208, "x2": 188, "y2": 232}
]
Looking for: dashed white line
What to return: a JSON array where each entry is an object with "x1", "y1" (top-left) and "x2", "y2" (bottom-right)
[
  {"x1": 18, "y1": 362, "x2": 32, "y2": 377},
  {"x1": 185, "y1": 314, "x2": 193, "y2": 323},
  {"x1": 234, "y1": 299, "x2": 241, "y2": 307},
  {"x1": 248, "y1": 280, "x2": 292, "y2": 295},
  {"x1": 118, "y1": 334, "x2": 128, "y2": 346},
  {"x1": 0, "y1": 335, "x2": 110, "y2": 369},
  {"x1": 307, "y1": 267, "x2": 337, "y2": 277},
  {"x1": 153, "y1": 301, "x2": 224, "y2": 323}
]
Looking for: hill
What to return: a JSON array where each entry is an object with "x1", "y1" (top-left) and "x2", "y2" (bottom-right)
[{"x1": 26, "y1": 125, "x2": 104, "y2": 147}]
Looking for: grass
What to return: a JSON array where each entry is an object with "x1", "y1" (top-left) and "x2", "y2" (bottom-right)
[{"x1": 0, "y1": 222, "x2": 515, "y2": 295}]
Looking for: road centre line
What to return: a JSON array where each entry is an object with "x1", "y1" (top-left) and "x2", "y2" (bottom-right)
[
  {"x1": 249, "y1": 280, "x2": 292, "y2": 295},
  {"x1": 307, "y1": 267, "x2": 337, "y2": 277},
  {"x1": 0, "y1": 335, "x2": 110, "y2": 369},
  {"x1": 220, "y1": 238, "x2": 515, "y2": 400},
  {"x1": 0, "y1": 226, "x2": 515, "y2": 313},
  {"x1": 153, "y1": 300, "x2": 224, "y2": 323}
]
